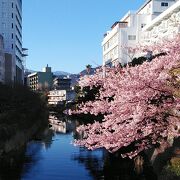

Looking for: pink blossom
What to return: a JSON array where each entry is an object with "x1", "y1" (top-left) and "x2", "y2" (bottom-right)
[{"x1": 74, "y1": 35, "x2": 180, "y2": 158}]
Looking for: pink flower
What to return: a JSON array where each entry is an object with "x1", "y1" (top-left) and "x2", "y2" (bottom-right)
[{"x1": 73, "y1": 35, "x2": 180, "y2": 158}]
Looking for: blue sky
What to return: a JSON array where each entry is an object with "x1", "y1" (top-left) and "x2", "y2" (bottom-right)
[{"x1": 22, "y1": 0, "x2": 145, "y2": 74}]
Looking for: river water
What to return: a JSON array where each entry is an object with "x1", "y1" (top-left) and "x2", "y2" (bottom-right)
[
  {"x1": 0, "y1": 113, "x2": 179, "y2": 180},
  {"x1": 22, "y1": 126, "x2": 104, "y2": 180}
]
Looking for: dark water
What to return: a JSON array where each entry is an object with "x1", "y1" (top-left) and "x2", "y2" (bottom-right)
[
  {"x1": 22, "y1": 133, "x2": 104, "y2": 179},
  {"x1": 0, "y1": 114, "x2": 179, "y2": 180}
]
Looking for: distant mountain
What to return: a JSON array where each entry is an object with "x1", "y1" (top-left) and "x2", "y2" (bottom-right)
[
  {"x1": 25, "y1": 67, "x2": 100, "y2": 87},
  {"x1": 69, "y1": 66, "x2": 101, "y2": 86},
  {"x1": 69, "y1": 74, "x2": 80, "y2": 86},
  {"x1": 25, "y1": 69, "x2": 70, "y2": 75},
  {"x1": 79, "y1": 68, "x2": 96, "y2": 76},
  {"x1": 25, "y1": 69, "x2": 36, "y2": 73},
  {"x1": 53, "y1": 71, "x2": 71, "y2": 76}
]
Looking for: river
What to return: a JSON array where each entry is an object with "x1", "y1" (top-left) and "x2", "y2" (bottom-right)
[{"x1": 0, "y1": 113, "x2": 179, "y2": 180}]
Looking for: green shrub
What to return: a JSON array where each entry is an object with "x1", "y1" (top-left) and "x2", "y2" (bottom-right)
[{"x1": 0, "y1": 84, "x2": 48, "y2": 133}]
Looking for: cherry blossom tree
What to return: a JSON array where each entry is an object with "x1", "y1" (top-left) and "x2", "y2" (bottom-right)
[{"x1": 72, "y1": 36, "x2": 180, "y2": 158}]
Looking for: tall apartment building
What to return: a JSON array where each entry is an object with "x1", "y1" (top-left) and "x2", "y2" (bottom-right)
[
  {"x1": 0, "y1": 0, "x2": 24, "y2": 84},
  {"x1": 102, "y1": 0, "x2": 177, "y2": 66}
]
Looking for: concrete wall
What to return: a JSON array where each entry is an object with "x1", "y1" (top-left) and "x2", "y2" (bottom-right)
[
  {"x1": 5, "y1": 53, "x2": 13, "y2": 84},
  {"x1": 0, "y1": 35, "x2": 5, "y2": 83}
]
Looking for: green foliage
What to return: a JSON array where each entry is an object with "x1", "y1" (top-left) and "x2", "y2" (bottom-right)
[
  {"x1": 74, "y1": 85, "x2": 100, "y2": 104},
  {"x1": 86, "y1": 64, "x2": 92, "y2": 69},
  {"x1": 131, "y1": 52, "x2": 167, "y2": 67},
  {"x1": 0, "y1": 84, "x2": 48, "y2": 140},
  {"x1": 169, "y1": 67, "x2": 180, "y2": 98},
  {"x1": 166, "y1": 157, "x2": 180, "y2": 176},
  {"x1": 131, "y1": 56, "x2": 147, "y2": 66}
]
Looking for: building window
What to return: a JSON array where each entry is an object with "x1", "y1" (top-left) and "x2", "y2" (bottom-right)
[
  {"x1": 12, "y1": 44, "x2": 13, "y2": 49},
  {"x1": 2, "y1": 2, "x2": 6, "y2": 7},
  {"x1": 12, "y1": 23, "x2": 13, "y2": 28},
  {"x1": 128, "y1": 35, "x2": 136, "y2": 40},
  {"x1": 2, "y1": 23, "x2": 6, "y2": 28},
  {"x1": 12, "y1": 2, "x2": 14, "y2": 8},
  {"x1": 141, "y1": 24, "x2": 146, "y2": 28},
  {"x1": 12, "y1": 13, "x2": 13, "y2": 18},
  {"x1": 12, "y1": 33, "x2": 13, "y2": 39},
  {"x1": 161, "y1": 2, "x2": 168, "y2": 6}
]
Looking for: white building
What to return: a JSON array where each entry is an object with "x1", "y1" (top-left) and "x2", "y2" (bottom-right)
[
  {"x1": 102, "y1": 0, "x2": 177, "y2": 66},
  {"x1": 0, "y1": 0, "x2": 24, "y2": 84},
  {"x1": 142, "y1": 0, "x2": 180, "y2": 44},
  {"x1": 0, "y1": 35, "x2": 5, "y2": 83},
  {"x1": 48, "y1": 90, "x2": 75, "y2": 105}
]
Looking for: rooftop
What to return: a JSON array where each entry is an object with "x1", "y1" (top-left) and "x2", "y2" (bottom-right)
[
  {"x1": 120, "y1": 10, "x2": 136, "y2": 21},
  {"x1": 111, "y1": 21, "x2": 128, "y2": 29},
  {"x1": 136, "y1": 0, "x2": 152, "y2": 14}
]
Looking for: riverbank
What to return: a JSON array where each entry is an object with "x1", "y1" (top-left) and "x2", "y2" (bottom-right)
[{"x1": 0, "y1": 84, "x2": 49, "y2": 158}]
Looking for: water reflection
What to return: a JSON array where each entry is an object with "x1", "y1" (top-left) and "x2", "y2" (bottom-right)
[
  {"x1": 0, "y1": 113, "x2": 179, "y2": 180},
  {"x1": 72, "y1": 148, "x2": 158, "y2": 180},
  {"x1": 72, "y1": 148, "x2": 104, "y2": 180},
  {"x1": 21, "y1": 142, "x2": 43, "y2": 177},
  {"x1": 0, "y1": 147, "x2": 25, "y2": 180},
  {"x1": 49, "y1": 113, "x2": 75, "y2": 134}
]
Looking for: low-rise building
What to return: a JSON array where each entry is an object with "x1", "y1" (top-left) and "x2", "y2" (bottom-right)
[
  {"x1": 48, "y1": 90, "x2": 75, "y2": 105},
  {"x1": 28, "y1": 65, "x2": 53, "y2": 91},
  {"x1": 53, "y1": 76, "x2": 71, "y2": 90}
]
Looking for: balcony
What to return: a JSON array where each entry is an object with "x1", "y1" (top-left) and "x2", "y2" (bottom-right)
[
  {"x1": 22, "y1": 48, "x2": 28, "y2": 57},
  {"x1": 111, "y1": 21, "x2": 128, "y2": 30}
]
